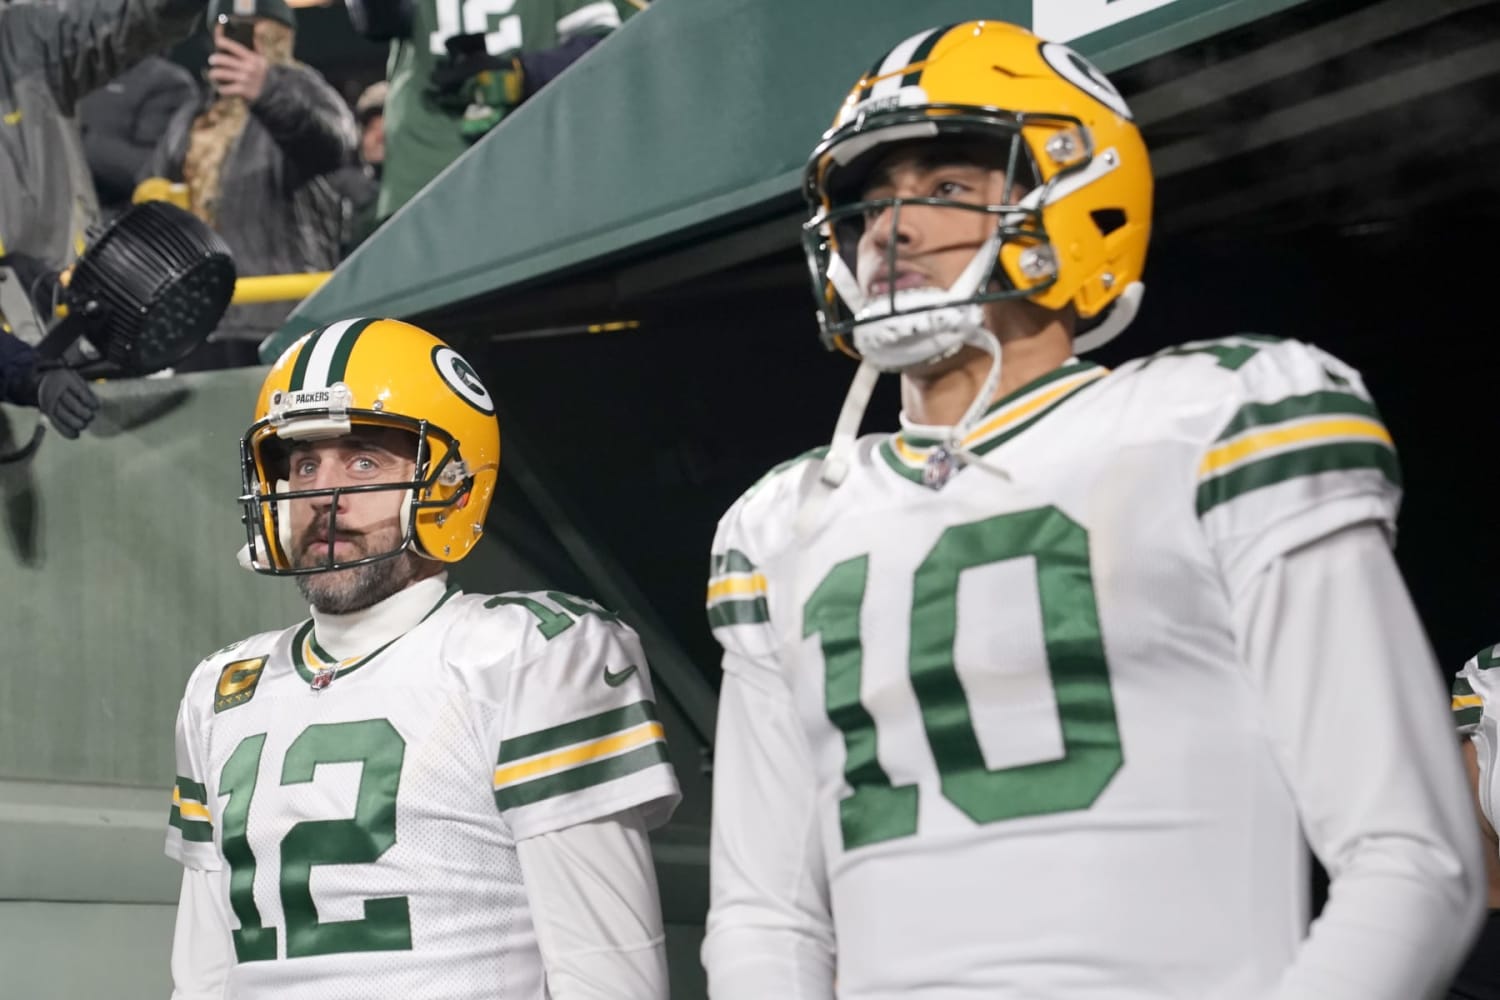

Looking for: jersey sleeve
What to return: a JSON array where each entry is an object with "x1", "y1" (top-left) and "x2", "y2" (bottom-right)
[
  {"x1": 1191, "y1": 337, "x2": 1403, "y2": 595},
  {"x1": 703, "y1": 466, "x2": 837, "y2": 997},
  {"x1": 1453, "y1": 646, "x2": 1500, "y2": 736},
  {"x1": 483, "y1": 594, "x2": 680, "y2": 841},
  {"x1": 706, "y1": 454, "x2": 815, "y2": 678},
  {"x1": 165, "y1": 665, "x2": 223, "y2": 871}
]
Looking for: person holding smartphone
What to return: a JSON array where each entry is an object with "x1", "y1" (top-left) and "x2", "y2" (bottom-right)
[{"x1": 136, "y1": 0, "x2": 356, "y2": 370}]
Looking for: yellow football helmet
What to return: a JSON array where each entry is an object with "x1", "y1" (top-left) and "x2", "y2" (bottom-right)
[
  {"x1": 803, "y1": 19, "x2": 1153, "y2": 361},
  {"x1": 238, "y1": 317, "x2": 501, "y2": 575}
]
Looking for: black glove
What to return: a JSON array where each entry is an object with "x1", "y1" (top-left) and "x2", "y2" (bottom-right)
[
  {"x1": 430, "y1": 34, "x2": 519, "y2": 109},
  {"x1": 31, "y1": 367, "x2": 100, "y2": 439}
]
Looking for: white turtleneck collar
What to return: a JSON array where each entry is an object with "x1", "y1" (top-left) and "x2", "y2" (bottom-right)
[
  {"x1": 308, "y1": 572, "x2": 452, "y2": 662},
  {"x1": 896, "y1": 357, "x2": 1087, "y2": 441}
]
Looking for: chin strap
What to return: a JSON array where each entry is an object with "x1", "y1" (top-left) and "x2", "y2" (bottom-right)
[
  {"x1": 1073, "y1": 281, "x2": 1144, "y2": 355},
  {"x1": 818, "y1": 361, "x2": 881, "y2": 489}
]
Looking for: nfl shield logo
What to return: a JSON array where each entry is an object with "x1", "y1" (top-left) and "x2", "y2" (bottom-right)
[
  {"x1": 922, "y1": 445, "x2": 961, "y2": 490},
  {"x1": 310, "y1": 668, "x2": 336, "y2": 692}
]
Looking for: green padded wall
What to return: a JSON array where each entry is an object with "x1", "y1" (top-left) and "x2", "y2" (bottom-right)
[{"x1": 0, "y1": 368, "x2": 709, "y2": 997}]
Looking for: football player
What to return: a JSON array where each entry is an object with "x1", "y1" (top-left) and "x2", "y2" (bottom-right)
[
  {"x1": 375, "y1": 0, "x2": 623, "y2": 220},
  {"x1": 166, "y1": 318, "x2": 678, "y2": 998},
  {"x1": 1450, "y1": 646, "x2": 1500, "y2": 999},
  {"x1": 701, "y1": 20, "x2": 1482, "y2": 999}
]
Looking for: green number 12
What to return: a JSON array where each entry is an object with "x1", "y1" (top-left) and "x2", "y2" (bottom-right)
[
  {"x1": 219, "y1": 719, "x2": 411, "y2": 962},
  {"x1": 805, "y1": 507, "x2": 1123, "y2": 851}
]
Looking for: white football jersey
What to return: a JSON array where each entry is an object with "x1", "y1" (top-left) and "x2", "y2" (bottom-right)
[
  {"x1": 1454, "y1": 646, "x2": 1500, "y2": 831},
  {"x1": 707, "y1": 337, "x2": 1402, "y2": 998},
  {"x1": 166, "y1": 586, "x2": 680, "y2": 999}
]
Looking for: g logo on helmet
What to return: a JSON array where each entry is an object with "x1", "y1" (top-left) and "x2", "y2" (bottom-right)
[
  {"x1": 1039, "y1": 42, "x2": 1133, "y2": 120},
  {"x1": 432, "y1": 346, "x2": 495, "y2": 415}
]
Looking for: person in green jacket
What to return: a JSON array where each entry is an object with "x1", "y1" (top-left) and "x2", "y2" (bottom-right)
[{"x1": 375, "y1": 0, "x2": 628, "y2": 221}]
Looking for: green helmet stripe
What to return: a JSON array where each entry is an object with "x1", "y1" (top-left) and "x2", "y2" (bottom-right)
[
  {"x1": 902, "y1": 23, "x2": 960, "y2": 88},
  {"x1": 287, "y1": 327, "x2": 327, "y2": 392},
  {"x1": 324, "y1": 317, "x2": 378, "y2": 386}
]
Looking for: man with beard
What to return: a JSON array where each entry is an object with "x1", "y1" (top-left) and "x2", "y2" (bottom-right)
[{"x1": 165, "y1": 317, "x2": 678, "y2": 998}]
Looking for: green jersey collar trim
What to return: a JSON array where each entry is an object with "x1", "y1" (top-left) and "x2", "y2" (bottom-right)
[{"x1": 879, "y1": 361, "x2": 1107, "y2": 485}]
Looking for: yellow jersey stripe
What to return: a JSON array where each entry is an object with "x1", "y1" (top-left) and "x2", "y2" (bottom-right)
[
  {"x1": 963, "y1": 371, "x2": 1104, "y2": 447},
  {"x1": 1453, "y1": 694, "x2": 1484, "y2": 711},
  {"x1": 1199, "y1": 417, "x2": 1392, "y2": 477},
  {"x1": 493, "y1": 721, "x2": 665, "y2": 788},
  {"x1": 891, "y1": 367, "x2": 1106, "y2": 467},
  {"x1": 172, "y1": 787, "x2": 212, "y2": 821},
  {"x1": 706, "y1": 573, "x2": 767, "y2": 603}
]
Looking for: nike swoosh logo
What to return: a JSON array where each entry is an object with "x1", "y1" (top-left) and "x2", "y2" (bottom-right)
[{"x1": 603, "y1": 664, "x2": 639, "y2": 687}]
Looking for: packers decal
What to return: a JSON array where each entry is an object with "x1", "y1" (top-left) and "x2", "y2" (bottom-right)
[
  {"x1": 214, "y1": 657, "x2": 267, "y2": 714},
  {"x1": 432, "y1": 345, "x2": 495, "y2": 415},
  {"x1": 1039, "y1": 41, "x2": 1133, "y2": 120}
]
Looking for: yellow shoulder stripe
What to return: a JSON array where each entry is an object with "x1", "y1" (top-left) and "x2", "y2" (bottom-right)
[
  {"x1": 1200, "y1": 417, "x2": 1391, "y2": 477},
  {"x1": 172, "y1": 787, "x2": 212, "y2": 821},
  {"x1": 493, "y1": 720, "x2": 665, "y2": 789},
  {"x1": 707, "y1": 573, "x2": 767, "y2": 603}
]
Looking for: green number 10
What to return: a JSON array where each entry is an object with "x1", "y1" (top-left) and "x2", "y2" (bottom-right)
[{"x1": 804, "y1": 506, "x2": 1123, "y2": 851}]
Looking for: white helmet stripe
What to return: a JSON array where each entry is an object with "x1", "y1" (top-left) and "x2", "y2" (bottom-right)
[
  {"x1": 299, "y1": 317, "x2": 363, "y2": 390},
  {"x1": 868, "y1": 28, "x2": 940, "y2": 101}
]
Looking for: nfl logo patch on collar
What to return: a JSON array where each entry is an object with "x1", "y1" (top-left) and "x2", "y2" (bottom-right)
[{"x1": 922, "y1": 445, "x2": 961, "y2": 490}]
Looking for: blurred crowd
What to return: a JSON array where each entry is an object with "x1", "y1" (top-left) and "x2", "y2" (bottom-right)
[{"x1": 2, "y1": 0, "x2": 645, "y2": 375}]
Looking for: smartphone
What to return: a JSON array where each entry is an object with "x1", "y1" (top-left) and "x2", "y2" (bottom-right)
[{"x1": 217, "y1": 14, "x2": 257, "y2": 50}]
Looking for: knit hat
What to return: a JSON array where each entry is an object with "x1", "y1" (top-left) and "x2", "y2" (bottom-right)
[{"x1": 207, "y1": 0, "x2": 295, "y2": 30}]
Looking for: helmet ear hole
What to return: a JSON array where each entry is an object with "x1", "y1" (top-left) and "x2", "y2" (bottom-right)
[{"x1": 1091, "y1": 209, "x2": 1126, "y2": 236}]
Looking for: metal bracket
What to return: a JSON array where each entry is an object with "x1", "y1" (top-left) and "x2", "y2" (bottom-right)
[{"x1": 0, "y1": 266, "x2": 47, "y2": 347}]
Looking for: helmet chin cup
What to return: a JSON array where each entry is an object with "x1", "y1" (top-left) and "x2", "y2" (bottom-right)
[
  {"x1": 851, "y1": 299, "x2": 986, "y2": 372},
  {"x1": 830, "y1": 218, "x2": 1004, "y2": 373}
]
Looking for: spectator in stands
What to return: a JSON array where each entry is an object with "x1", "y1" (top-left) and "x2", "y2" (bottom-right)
[
  {"x1": 140, "y1": 0, "x2": 356, "y2": 369},
  {"x1": 327, "y1": 79, "x2": 386, "y2": 258},
  {"x1": 3, "y1": 0, "x2": 207, "y2": 437},
  {"x1": 79, "y1": 56, "x2": 197, "y2": 223},
  {"x1": 371, "y1": 0, "x2": 624, "y2": 222}
]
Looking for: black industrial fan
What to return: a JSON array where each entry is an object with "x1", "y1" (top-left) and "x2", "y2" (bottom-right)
[{"x1": 0, "y1": 201, "x2": 236, "y2": 462}]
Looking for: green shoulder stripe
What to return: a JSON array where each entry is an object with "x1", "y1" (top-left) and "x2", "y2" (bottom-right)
[
  {"x1": 708, "y1": 598, "x2": 770, "y2": 629},
  {"x1": 1196, "y1": 442, "x2": 1400, "y2": 517},
  {"x1": 1453, "y1": 664, "x2": 1487, "y2": 732},
  {"x1": 1479, "y1": 645, "x2": 1500, "y2": 671},
  {"x1": 1215, "y1": 390, "x2": 1381, "y2": 442},
  {"x1": 498, "y1": 700, "x2": 659, "y2": 765},
  {"x1": 494, "y1": 741, "x2": 669, "y2": 811},
  {"x1": 175, "y1": 776, "x2": 207, "y2": 801},
  {"x1": 710, "y1": 550, "x2": 756, "y2": 577}
]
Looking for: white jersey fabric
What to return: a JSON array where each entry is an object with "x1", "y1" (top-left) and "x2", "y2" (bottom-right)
[
  {"x1": 702, "y1": 336, "x2": 1481, "y2": 1000},
  {"x1": 1454, "y1": 646, "x2": 1500, "y2": 831},
  {"x1": 166, "y1": 575, "x2": 680, "y2": 999}
]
